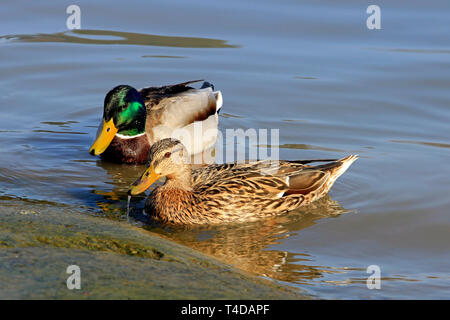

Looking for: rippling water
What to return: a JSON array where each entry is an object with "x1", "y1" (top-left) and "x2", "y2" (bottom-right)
[{"x1": 1, "y1": 0, "x2": 449, "y2": 299}]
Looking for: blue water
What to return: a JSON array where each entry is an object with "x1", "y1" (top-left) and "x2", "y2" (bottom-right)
[{"x1": 0, "y1": 0, "x2": 449, "y2": 299}]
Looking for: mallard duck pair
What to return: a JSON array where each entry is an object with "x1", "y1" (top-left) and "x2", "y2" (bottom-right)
[{"x1": 90, "y1": 81, "x2": 357, "y2": 225}]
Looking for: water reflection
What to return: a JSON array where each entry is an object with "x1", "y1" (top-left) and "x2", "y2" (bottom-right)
[
  {"x1": 90, "y1": 160, "x2": 148, "y2": 221},
  {"x1": 367, "y1": 47, "x2": 450, "y2": 55},
  {"x1": 390, "y1": 139, "x2": 450, "y2": 149},
  {"x1": 258, "y1": 143, "x2": 345, "y2": 153},
  {"x1": 141, "y1": 55, "x2": 186, "y2": 59},
  {"x1": 146, "y1": 195, "x2": 353, "y2": 285},
  {"x1": 1, "y1": 29, "x2": 239, "y2": 48}
]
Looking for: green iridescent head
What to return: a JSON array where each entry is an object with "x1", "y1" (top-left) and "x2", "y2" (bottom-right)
[
  {"x1": 89, "y1": 85, "x2": 146, "y2": 156},
  {"x1": 103, "y1": 85, "x2": 146, "y2": 136}
]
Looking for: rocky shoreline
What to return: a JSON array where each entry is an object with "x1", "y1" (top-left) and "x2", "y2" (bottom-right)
[{"x1": 0, "y1": 199, "x2": 308, "y2": 299}]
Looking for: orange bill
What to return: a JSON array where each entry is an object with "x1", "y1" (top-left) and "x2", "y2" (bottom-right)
[
  {"x1": 89, "y1": 119, "x2": 118, "y2": 155},
  {"x1": 128, "y1": 165, "x2": 161, "y2": 196}
]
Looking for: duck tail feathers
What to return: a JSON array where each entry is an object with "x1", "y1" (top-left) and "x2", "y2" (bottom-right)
[
  {"x1": 213, "y1": 90, "x2": 223, "y2": 112},
  {"x1": 200, "y1": 81, "x2": 215, "y2": 91},
  {"x1": 315, "y1": 155, "x2": 358, "y2": 181}
]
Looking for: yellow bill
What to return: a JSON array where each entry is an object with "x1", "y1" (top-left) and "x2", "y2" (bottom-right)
[
  {"x1": 128, "y1": 165, "x2": 161, "y2": 195},
  {"x1": 89, "y1": 119, "x2": 118, "y2": 155}
]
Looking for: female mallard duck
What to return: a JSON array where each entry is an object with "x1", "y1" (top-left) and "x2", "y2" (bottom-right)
[
  {"x1": 128, "y1": 138, "x2": 358, "y2": 225},
  {"x1": 89, "y1": 80, "x2": 223, "y2": 164}
]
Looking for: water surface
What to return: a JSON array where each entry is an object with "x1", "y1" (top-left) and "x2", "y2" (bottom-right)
[{"x1": 1, "y1": 0, "x2": 449, "y2": 299}]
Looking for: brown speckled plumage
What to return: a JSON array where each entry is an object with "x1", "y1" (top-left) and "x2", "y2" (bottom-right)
[{"x1": 131, "y1": 139, "x2": 358, "y2": 225}]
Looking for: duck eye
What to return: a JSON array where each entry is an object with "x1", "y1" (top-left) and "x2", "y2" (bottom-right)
[{"x1": 164, "y1": 152, "x2": 171, "y2": 158}]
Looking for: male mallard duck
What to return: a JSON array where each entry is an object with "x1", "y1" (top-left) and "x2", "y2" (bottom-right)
[
  {"x1": 128, "y1": 138, "x2": 358, "y2": 225},
  {"x1": 89, "y1": 80, "x2": 223, "y2": 164}
]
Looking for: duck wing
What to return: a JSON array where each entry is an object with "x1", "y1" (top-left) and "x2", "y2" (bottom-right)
[
  {"x1": 139, "y1": 80, "x2": 222, "y2": 129},
  {"x1": 193, "y1": 162, "x2": 290, "y2": 199},
  {"x1": 139, "y1": 80, "x2": 204, "y2": 106},
  {"x1": 192, "y1": 156, "x2": 357, "y2": 200},
  {"x1": 192, "y1": 161, "x2": 304, "y2": 199}
]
